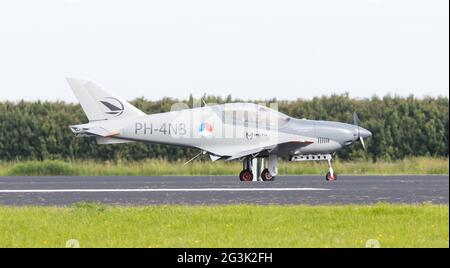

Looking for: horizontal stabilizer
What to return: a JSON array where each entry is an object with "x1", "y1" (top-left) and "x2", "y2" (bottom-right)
[{"x1": 70, "y1": 125, "x2": 120, "y2": 138}]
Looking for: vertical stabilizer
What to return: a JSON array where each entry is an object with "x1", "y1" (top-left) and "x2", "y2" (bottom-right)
[{"x1": 66, "y1": 78, "x2": 145, "y2": 121}]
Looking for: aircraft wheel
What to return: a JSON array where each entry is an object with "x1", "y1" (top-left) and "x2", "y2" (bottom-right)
[
  {"x1": 326, "y1": 172, "x2": 337, "y2": 181},
  {"x1": 261, "y1": 168, "x2": 275, "y2": 181},
  {"x1": 239, "y1": 170, "x2": 253, "y2": 182}
]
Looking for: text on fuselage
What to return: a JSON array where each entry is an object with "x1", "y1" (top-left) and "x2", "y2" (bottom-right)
[{"x1": 135, "y1": 122, "x2": 187, "y2": 136}]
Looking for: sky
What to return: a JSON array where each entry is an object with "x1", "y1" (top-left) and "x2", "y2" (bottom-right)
[{"x1": 0, "y1": 0, "x2": 448, "y2": 102}]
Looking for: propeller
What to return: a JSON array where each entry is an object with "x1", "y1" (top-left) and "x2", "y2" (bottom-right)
[
  {"x1": 359, "y1": 136, "x2": 366, "y2": 151},
  {"x1": 353, "y1": 112, "x2": 366, "y2": 151}
]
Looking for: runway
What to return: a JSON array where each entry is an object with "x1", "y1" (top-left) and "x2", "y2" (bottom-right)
[{"x1": 0, "y1": 175, "x2": 448, "y2": 205}]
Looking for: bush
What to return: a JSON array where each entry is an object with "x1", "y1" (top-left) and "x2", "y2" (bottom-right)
[{"x1": 0, "y1": 95, "x2": 448, "y2": 161}]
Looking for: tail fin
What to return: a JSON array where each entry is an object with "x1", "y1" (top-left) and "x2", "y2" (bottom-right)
[{"x1": 66, "y1": 78, "x2": 145, "y2": 121}]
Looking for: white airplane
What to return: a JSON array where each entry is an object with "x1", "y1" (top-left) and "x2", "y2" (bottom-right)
[{"x1": 68, "y1": 78, "x2": 372, "y2": 182}]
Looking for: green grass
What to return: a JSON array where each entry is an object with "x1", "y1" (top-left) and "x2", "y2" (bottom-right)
[
  {"x1": 5, "y1": 160, "x2": 76, "y2": 176},
  {"x1": 0, "y1": 203, "x2": 447, "y2": 248},
  {"x1": 0, "y1": 157, "x2": 448, "y2": 176}
]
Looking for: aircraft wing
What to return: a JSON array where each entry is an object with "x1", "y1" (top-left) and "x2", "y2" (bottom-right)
[
  {"x1": 225, "y1": 147, "x2": 270, "y2": 161},
  {"x1": 270, "y1": 140, "x2": 314, "y2": 155},
  {"x1": 225, "y1": 140, "x2": 314, "y2": 161}
]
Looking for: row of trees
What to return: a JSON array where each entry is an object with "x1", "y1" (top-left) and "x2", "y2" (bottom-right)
[{"x1": 0, "y1": 94, "x2": 448, "y2": 161}]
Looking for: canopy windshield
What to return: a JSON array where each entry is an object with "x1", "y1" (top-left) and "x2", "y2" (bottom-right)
[{"x1": 220, "y1": 103, "x2": 290, "y2": 129}]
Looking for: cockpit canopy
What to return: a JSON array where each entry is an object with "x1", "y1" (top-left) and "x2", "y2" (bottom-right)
[{"x1": 219, "y1": 103, "x2": 290, "y2": 129}]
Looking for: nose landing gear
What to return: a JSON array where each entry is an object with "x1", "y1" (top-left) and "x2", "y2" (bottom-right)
[{"x1": 326, "y1": 158, "x2": 337, "y2": 181}]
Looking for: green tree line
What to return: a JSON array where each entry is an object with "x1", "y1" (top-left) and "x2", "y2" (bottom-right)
[{"x1": 0, "y1": 94, "x2": 448, "y2": 161}]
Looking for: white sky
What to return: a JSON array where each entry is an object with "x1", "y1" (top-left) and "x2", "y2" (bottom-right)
[{"x1": 0, "y1": 0, "x2": 448, "y2": 102}]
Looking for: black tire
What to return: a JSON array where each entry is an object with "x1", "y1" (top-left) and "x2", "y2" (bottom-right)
[
  {"x1": 261, "y1": 168, "x2": 275, "y2": 181},
  {"x1": 239, "y1": 170, "x2": 253, "y2": 182},
  {"x1": 325, "y1": 172, "x2": 337, "y2": 181}
]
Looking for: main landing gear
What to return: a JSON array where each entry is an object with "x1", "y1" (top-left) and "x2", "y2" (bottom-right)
[
  {"x1": 261, "y1": 168, "x2": 274, "y2": 181},
  {"x1": 239, "y1": 156, "x2": 277, "y2": 182},
  {"x1": 239, "y1": 169, "x2": 253, "y2": 182}
]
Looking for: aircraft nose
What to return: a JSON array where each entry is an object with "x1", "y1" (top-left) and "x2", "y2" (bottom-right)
[{"x1": 359, "y1": 127, "x2": 372, "y2": 139}]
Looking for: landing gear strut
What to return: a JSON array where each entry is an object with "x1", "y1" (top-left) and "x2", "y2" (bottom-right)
[
  {"x1": 239, "y1": 156, "x2": 277, "y2": 182},
  {"x1": 239, "y1": 157, "x2": 253, "y2": 182},
  {"x1": 326, "y1": 158, "x2": 337, "y2": 181}
]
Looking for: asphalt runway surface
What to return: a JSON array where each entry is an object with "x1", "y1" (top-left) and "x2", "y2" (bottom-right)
[{"x1": 0, "y1": 175, "x2": 448, "y2": 205}]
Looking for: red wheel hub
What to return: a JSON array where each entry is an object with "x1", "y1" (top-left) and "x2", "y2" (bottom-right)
[
  {"x1": 326, "y1": 172, "x2": 337, "y2": 181},
  {"x1": 261, "y1": 169, "x2": 274, "y2": 181},
  {"x1": 239, "y1": 170, "x2": 253, "y2": 182}
]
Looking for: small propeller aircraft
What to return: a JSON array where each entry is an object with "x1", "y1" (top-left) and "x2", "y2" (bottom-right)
[{"x1": 67, "y1": 78, "x2": 372, "y2": 182}]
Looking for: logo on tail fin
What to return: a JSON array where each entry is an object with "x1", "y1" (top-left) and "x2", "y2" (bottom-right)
[{"x1": 100, "y1": 97, "x2": 124, "y2": 117}]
